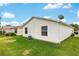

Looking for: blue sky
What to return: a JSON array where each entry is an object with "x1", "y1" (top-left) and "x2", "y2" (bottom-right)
[{"x1": 0, "y1": 3, "x2": 79, "y2": 26}]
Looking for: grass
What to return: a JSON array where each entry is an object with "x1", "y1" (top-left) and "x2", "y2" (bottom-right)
[{"x1": 0, "y1": 35, "x2": 79, "y2": 56}]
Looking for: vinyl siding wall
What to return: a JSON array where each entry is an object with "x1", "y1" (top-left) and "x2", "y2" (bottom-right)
[
  {"x1": 16, "y1": 28, "x2": 23, "y2": 35},
  {"x1": 22, "y1": 18, "x2": 73, "y2": 43}
]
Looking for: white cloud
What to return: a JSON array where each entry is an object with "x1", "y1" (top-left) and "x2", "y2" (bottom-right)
[
  {"x1": 0, "y1": 3, "x2": 8, "y2": 6},
  {"x1": 43, "y1": 3, "x2": 72, "y2": 10},
  {"x1": 1, "y1": 12, "x2": 15, "y2": 18},
  {"x1": 11, "y1": 21, "x2": 19, "y2": 26},
  {"x1": 43, "y1": 16, "x2": 50, "y2": 18},
  {"x1": 43, "y1": 3, "x2": 63, "y2": 10},
  {"x1": 63, "y1": 4, "x2": 72, "y2": 8},
  {"x1": 73, "y1": 21, "x2": 79, "y2": 25},
  {"x1": 77, "y1": 10, "x2": 79, "y2": 18},
  {"x1": 1, "y1": 21, "x2": 19, "y2": 26},
  {"x1": 1, "y1": 21, "x2": 10, "y2": 26}
]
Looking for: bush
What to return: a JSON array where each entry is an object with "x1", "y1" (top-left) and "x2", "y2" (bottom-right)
[
  {"x1": 0, "y1": 31, "x2": 6, "y2": 35},
  {"x1": 0, "y1": 31, "x2": 2, "y2": 34},
  {"x1": 71, "y1": 33, "x2": 75, "y2": 37},
  {"x1": 5, "y1": 33, "x2": 16, "y2": 36},
  {"x1": 5, "y1": 33, "x2": 9, "y2": 36},
  {"x1": 74, "y1": 31, "x2": 78, "y2": 35},
  {"x1": 10, "y1": 33, "x2": 16, "y2": 36}
]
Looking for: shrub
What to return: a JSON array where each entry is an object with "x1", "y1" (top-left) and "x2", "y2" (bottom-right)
[
  {"x1": 5, "y1": 33, "x2": 9, "y2": 36},
  {"x1": 0, "y1": 31, "x2": 6, "y2": 35},
  {"x1": 5, "y1": 33, "x2": 16, "y2": 36},
  {"x1": 74, "y1": 31, "x2": 78, "y2": 35},
  {"x1": 10, "y1": 33, "x2": 16, "y2": 36},
  {"x1": 0, "y1": 31, "x2": 2, "y2": 34},
  {"x1": 71, "y1": 33, "x2": 75, "y2": 37}
]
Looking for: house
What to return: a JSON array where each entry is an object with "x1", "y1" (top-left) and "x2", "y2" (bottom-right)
[
  {"x1": 2, "y1": 25, "x2": 15, "y2": 33},
  {"x1": 16, "y1": 26, "x2": 23, "y2": 35},
  {"x1": 16, "y1": 16, "x2": 74, "y2": 43}
]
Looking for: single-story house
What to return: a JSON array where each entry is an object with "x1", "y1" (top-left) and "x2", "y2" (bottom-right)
[
  {"x1": 2, "y1": 25, "x2": 15, "y2": 33},
  {"x1": 16, "y1": 26, "x2": 23, "y2": 35},
  {"x1": 16, "y1": 16, "x2": 74, "y2": 43}
]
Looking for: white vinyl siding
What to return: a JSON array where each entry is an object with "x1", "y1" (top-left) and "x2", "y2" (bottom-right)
[{"x1": 22, "y1": 18, "x2": 73, "y2": 43}]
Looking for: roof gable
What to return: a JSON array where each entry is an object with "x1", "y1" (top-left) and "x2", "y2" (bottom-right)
[{"x1": 22, "y1": 16, "x2": 73, "y2": 28}]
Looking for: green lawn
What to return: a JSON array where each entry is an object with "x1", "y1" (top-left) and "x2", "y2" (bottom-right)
[{"x1": 0, "y1": 35, "x2": 79, "y2": 56}]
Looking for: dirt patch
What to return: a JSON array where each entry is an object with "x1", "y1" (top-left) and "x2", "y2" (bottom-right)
[
  {"x1": 3, "y1": 40, "x2": 16, "y2": 43},
  {"x1": 0, "y1": 37, "x2": 13, "y2": 40},
  {"x1": 22, "y1": 49, "x2": 31, "y2": 56},
  {"x1": 0, "y1": 40, "x2": 16, "y2": 43},
  {"x1": 0, "y1": 37, "x2": 16, "y2": 43},
  {"x1": 75, "y1": 35, "x2": 79, "y2": 37}
]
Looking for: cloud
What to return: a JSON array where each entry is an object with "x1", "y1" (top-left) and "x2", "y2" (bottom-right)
[
  {"x1": 43, "y1": 16, "x2": 50, "y2": 18},
  {"x1": 43, "y1": 3, "x2": 63, "y2": 10},
  {"x1": 63, "y1": 4, "x2": 72, "y2": 8},
  {"x1": 1, "y1": 21, "x2": 19, "y2": 26},
  {"x1": 77, "y1": 10, "x2": 79, "y2": 18},
  {"x1": 1, "y1": 21, "x2": 10, "y2": 26},
  {"x1": 43, "y1": 3, "x2": 72, "y2": 10},
  {"x1": 11, "y1": 21, "x2": 19, "y2": 26},
  {"x1": 0, "y1": 3, "x2": 8, "y2": 6},
  {"x1": 1, "y1": 12, "x2": 15, "y2": 18}
]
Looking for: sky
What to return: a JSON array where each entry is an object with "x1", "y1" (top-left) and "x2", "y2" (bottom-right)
[{"x1": 0, "y1": 3, "x2": 79, "y2": 26}]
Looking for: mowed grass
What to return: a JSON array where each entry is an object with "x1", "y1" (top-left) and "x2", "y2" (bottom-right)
[{"x1": 0, "y1": 35, "x2": 79, "y2": 56}]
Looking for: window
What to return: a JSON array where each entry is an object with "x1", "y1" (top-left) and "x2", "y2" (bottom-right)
[
  {"x1": 15, "y1": 28, "x2": 17, "y2": 33},
  {"x1": 41, "y1": 26, "x2": 48, "y2": 36},
  {"x1": 25, "y1": 27, "x2": 28, "y2": 34}
]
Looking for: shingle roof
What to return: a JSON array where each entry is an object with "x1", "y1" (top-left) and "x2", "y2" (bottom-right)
[
  {"x1": 22, "y1": 16, "x2": 73, "y2": 28},
  {"x1": 16, "y1": 26, "x2": 22, "y2": 29}
]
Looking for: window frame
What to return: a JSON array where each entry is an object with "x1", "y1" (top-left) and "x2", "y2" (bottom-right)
[
  {"x1": 25, "y1": 27, "x2": 28, "y2": 34},
  {"x1": 15, "y1": 28, "x2": 17, "y2": 33},
  {"x1": 41, "y1": 26, "x2": 48, "y2": 36}
]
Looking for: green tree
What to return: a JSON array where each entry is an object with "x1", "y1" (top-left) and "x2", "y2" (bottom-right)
[
  {"x1": 58, "y1": 15, "x2": 64, "y2": 20},
  {"x1": 70, "y1": 24, "x2": 79, "y2": 31}
]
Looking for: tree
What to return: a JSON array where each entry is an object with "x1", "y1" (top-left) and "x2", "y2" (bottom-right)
[
  {"x1": 70, "y1": 24, "x2": 79, "y2": 31},
  {"x1": 58, "y1": 15, "x2": 64, "y2": 20}
]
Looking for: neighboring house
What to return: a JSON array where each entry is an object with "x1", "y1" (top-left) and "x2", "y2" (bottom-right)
[
  {"x1": 16, "y1": 16, "x2": 74, "y2": 43},
  {"x1": 16, "y1": 26, "x2": 23, "y2": 35},
  {"x1": 3, "y1": 25, "x2": 15, "y2": 33}
]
